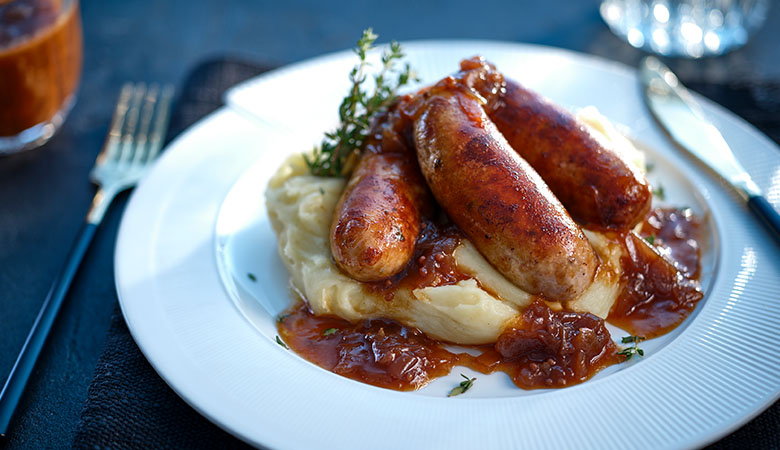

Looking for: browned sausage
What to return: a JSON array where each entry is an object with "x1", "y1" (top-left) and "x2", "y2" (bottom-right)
[
  {"x1": 330, "y1": 99, "x2": 432, "y2": 282},
  {"x1": 412, "y1": 77, "x2": 598, "y2": 301},
  {"x1": 458, "y1": 57, "x2": 652, "y2": 230}
]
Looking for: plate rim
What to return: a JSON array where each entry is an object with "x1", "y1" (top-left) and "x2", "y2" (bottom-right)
[{"x1": 116, "y1": 39, "x2": 780, "y2": 450}]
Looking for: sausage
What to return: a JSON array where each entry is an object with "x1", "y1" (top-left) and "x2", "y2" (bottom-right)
[
  {"x1": 458, "y1": 57, "x2": 652, "y2": 230},
  {"x1": 412, "y1": 77, "x2": 598, "y2": 301},
  {"x1": 489, "y1": 79, "x2": 652, "y2": 230},
  {"x1": 330, "y1": 100, "x2": 432, "y2": 282}
]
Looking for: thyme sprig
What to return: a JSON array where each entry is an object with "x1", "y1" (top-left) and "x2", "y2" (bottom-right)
[
  {"x1": 618, "y1": 335, "x2": 646, "y2": 361},
  {"x1": 305, "y1": 28, "x2": 415, "y2": 177},
  {"x1": 448, "y1": 374, "x2": 476, "y2": 397}
]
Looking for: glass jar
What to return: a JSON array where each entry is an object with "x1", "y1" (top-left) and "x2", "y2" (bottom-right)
[{"x1": 0, "y1": 0, "x2": 83, "y2": 154}]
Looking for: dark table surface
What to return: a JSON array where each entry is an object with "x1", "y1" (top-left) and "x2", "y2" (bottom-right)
[{"x1": 1, "y1": 1, "x2": 779, "y2": 448}]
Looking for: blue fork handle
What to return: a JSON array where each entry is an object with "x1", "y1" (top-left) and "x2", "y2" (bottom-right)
[
  {"x1": 748, "y1": 195, "x2": 780, "y2": 245},
  {"x1": 0, "y1": 221, "x2": 98, "y2": 439}
]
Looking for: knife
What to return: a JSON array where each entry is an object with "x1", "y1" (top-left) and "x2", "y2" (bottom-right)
[{"x1": 639, "y1": 56, "x2": 780, "y2": 244}]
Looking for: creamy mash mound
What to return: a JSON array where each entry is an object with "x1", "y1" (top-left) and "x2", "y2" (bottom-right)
[{"x1": 266, "y1": 110, "x2": 643, "y2": 345}]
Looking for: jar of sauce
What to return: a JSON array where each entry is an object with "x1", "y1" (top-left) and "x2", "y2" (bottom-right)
[{"x1": 0, "y1": 0, "x2": 82, "y2": 154}]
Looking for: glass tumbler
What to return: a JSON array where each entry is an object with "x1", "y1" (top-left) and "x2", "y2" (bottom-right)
[
  {"x1": 600, "y1": 0, "x2": 769, "y2": 58},
  {"x1": 0, "y1": 0, "x2": 83, "y2": 155}
]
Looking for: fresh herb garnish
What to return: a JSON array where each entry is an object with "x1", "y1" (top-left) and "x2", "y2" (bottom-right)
[
  {"x1": 646, "y1": 162, "x2": 655, "y2": 173},
  {"x1": 322, "y1": 328, "x2": 338, "y2": 336},
  {"x1": 277, "y1": 314, "x2": 290, "y2": 324},
  {"x1": 276, "y1": 335, "x2": 289, "y2": 349},
  {"x1": 644, "y1": 234, "x2": 655, "y2": 245},
  {"x1": 652, "y1": 185, "x2": 665, "y2": 200},
  {"x1": 448, "y1": 374, "x2": 476, "y2": 397},
  {"x1": 305, "y1": 28, "x2": 415, "y2": 177},
  {"x1": 618, "y1": 335, "x2": 646, "y2": 361},
  {"x1": 247, "y1": 272, "x2": 257, "y2": 282}
]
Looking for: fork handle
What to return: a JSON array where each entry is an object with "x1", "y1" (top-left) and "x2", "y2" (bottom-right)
[{"x1": 0, "y1": 221, "x2": 98, "y2": 439}]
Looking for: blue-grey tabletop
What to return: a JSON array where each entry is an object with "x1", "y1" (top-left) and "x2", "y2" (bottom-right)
[{"x1": 1, "y1": 0, "x2": 779, "y2": 448}]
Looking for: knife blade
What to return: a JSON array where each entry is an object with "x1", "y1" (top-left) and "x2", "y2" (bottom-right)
[{"x1": 639, "y1": 56, "x2": 780, "y2": 243}]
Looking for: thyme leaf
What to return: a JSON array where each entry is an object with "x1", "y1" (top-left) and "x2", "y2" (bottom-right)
[
  {"x1": 247, "y1": 272, "x2": 257, "y2": 282},
  {"x1": 276, "y1": 335, "x2": 289, "y2": 349},
  {"x1": 323, "y1": 328, "x2": 338, "y2": 336},
  {"x1": 448, "y1": 374, "x2": 476, "y2": 397},
  {"x1": 618, "y1": 335, "x2": 646, "y2": 361},
  {"x1": 652, "y1": 185, "x2": 666, "y2": 200},
  {"x1": 305, "y1": 28, "x2": 416, "y2": 177},
  {"x1": 621, "y1": 335, "x2": 645, "y2": 344}
]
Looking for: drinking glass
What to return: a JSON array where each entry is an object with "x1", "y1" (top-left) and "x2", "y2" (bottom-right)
[
  {"x1": 0, "y1": 0, "x2": 83, "y2": 155},
  {"x1": 600, "y1": 0, "x2": 769, "y2": 58}
]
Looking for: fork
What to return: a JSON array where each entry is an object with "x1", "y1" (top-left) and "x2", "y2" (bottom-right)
[{"x1": 0, "y1": 83, "x2": 174, "y2": 439}]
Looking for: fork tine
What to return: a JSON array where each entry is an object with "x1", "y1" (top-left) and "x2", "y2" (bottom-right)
[
  {"x1": 132, "y1": 84, "x2": 159, "y2": 165},
  {"x1": 99, "y1": 83, "x2": 133, "y2": 164},
  {"x1": 87, "y1": 81, "x2": 172, "y2": 222},
  {"x1": 118, "y1": 83, "x2": 146, "y2": 164},
  {"x1": 145, "y1": 84, "x2": 174, "y2": 162}
]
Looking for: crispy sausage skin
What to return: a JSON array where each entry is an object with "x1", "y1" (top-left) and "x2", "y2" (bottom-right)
[
  {"x1": 412, "y1": 78, "x2": 598, "y2": 301},
  {"x1": 459, "y1": 57, "x2": 652, "y2": 230},
  {"x1": 330, "y1": 99, "x2": 431, "y2": 282}
]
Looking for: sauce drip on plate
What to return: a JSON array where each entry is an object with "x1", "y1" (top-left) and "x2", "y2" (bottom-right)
[
  {"x1": 278, "y1": 300, "x2": 618, "y2": 391},
  {"x1": 277, "y1": 302, "x2": 457, "y2": 391},
  {"x1": 607, "y1": 208, "x2": 704, "y2": 338},
  {"x1": 641, "y1": 207, "x2": 701, "y2": 278},
  {"x1": 280, "y1": 207, "x2": 703, "y2": 392},
  {"x1": 478, "y1": 301, "x2": 620, "y2": 389}
]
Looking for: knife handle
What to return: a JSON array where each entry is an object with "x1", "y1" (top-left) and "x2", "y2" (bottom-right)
[{"x1": 747, "y1": 196, "x2": 780, "y2": 245}]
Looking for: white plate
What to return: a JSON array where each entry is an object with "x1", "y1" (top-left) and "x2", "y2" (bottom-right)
[{"x1": 116, "y1": 41, "x2": 780, "y2": 450}]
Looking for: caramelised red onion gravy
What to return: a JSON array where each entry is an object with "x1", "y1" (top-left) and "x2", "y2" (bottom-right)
[{"x1": 278, "y1": 207, "x2": 704, "y2": 392}]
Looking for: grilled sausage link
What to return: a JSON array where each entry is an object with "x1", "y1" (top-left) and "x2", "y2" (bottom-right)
[
  {"x1": 459, "y1": 56, "x2": 652, "y2": 230},
  {"x1": 330, "y1": 99, "x2": 431, "y2": 282},
  {"x1": 413, "y1": 77, "x2": 598, "y2": 301}
]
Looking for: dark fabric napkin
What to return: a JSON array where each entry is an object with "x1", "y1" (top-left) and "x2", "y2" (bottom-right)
[
  {"x1": 72, "y1": 59, "x2": 265, "y2": 450},
  {"x1": 72, "y1": 59, "x2": 780, "y2": 449}
]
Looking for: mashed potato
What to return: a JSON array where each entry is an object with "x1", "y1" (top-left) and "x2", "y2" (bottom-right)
[{"x1": 266, "y1": 111, "x2": 642, "y2": 345}]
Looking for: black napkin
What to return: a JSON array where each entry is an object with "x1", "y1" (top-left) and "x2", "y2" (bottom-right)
[
  {"x1": 72, "y1": 59, "x2": 779, "y2": 450},
  {"x1": 72, "y1": 59, "x2": 266, "y2": 450}
]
